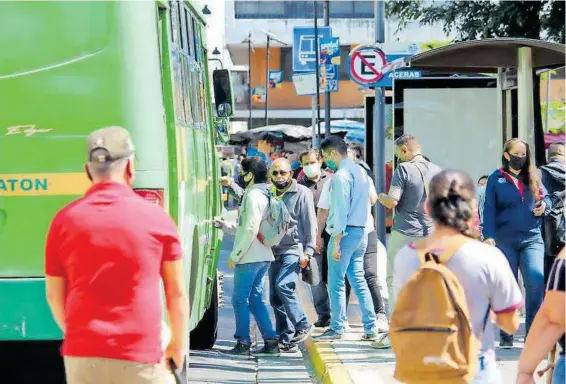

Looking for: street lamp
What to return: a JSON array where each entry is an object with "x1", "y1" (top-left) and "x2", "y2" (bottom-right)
[
  {"x1": 202, "y1": 5, "x2": 211, "y2": 15},
  {"x1": 212, "y1": 47, "x2": 221, "y2": 55}
]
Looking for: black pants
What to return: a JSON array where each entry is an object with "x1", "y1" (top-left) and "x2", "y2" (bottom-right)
[{"x1": 323, "y1": 229, "x2": 386, "y2": 315}]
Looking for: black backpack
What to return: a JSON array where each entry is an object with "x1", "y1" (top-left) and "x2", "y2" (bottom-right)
[
  {"x1": 541, "y1": 164, "x2": 566, "y2": 255},
  {"x1": 543, "y1": 189, "x2": 565, "y2": 255}
]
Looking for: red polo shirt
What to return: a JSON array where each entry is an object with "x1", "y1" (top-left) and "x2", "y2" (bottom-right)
[{"x1": 45, "y1": 181, "x2": 183, "y2": 363}]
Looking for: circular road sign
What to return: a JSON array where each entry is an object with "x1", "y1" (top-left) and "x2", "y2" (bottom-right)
[{"x1": 348, "y1": 45, "x2": 387, "y2": 86}]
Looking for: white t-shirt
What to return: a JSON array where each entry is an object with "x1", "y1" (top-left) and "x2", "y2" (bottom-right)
[
  {"x1": 318, "y1": 173, "x2": 376, "y2": 233},
  {"x1": 394, "y1": 240, "x2": 523, "y2": 353}
]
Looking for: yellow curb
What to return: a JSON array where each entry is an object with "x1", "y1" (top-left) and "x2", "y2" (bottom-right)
[{"x1": 305, "y1": 338, "x2": 354, "y2": 384}]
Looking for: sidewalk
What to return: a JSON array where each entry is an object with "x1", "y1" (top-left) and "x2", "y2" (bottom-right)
[{"x1": 305, "y1": 321, "x2": 549, "y2": 384}]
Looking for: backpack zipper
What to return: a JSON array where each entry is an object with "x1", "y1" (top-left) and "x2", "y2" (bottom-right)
[{"x1": 396, "y1": 327, "x2": 454, "y2": 333}]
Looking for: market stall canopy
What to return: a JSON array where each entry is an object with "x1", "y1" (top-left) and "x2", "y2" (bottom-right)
[
  {"x1": 407, "y1": 38, "x2": 566, "y2": 73},
  {"x1": 230, "y1": 124, "x2": 347, "y2": 144},
  {"x1": 313, "y1": 120, "x2": 365, "y2": 144},
  {"x1": 229, "y1": 124, "x2": 313, "y2": 143}
]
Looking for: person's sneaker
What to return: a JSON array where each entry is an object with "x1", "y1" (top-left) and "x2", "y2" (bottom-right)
[
  {"x1": 361, "y1": 331, "x2": 378, "y2": 341},
  {"x1": 254, "y1": 338, "x2": 280, "y2": 357},
  {"x1": 499, "y1": 337, "x2": 514, "y2": 349},
  {"x1": 291, "y1": 324, "x2": 313, "y2": 344},
  {"x1": 314, "y1": 316, "x2": 331, "y2": 328},
  {"x1": 371, "y1": 333, "x2": 391, "y2": 349},
  {"x1": 221, "y1": 340, "x2": 252, "y2": 358},
  {"x1": 312, "y1": 328, "x2": 343, "y2": 341},
  {"x1": 279, "y1": 343, "x2": 299, "y2": 353},
  {"x1": 376, "y1": 313, "x2": 389, "y2": 333}
]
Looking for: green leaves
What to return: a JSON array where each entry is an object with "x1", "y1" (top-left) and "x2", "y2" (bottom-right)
[{"x1": 386, "y1": 0, "x2": 565, "y2": 43}]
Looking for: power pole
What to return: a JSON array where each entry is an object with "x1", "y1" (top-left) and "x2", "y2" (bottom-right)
[
  {"x1": 248, "y1": 32, "x2": 252, "y2": 130},
  {"x1": 313, "y1": 0, "x2": 322, "y2": 143},
  {"x1": 323, "y1": 0, "x2": 331, "y2": 138},
  {"x1": 373, "y1": 0, "x2": 387, "y2": 246},
  {"x1": 264, "y1": 35, "x2": 270, "y2": 127}
]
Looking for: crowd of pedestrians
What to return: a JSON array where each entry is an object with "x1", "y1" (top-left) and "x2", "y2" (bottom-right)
[{"x1": 43, "y1": 126, "x2": 564, "y2": 383}]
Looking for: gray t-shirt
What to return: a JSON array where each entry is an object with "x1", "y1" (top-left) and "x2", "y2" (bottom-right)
[
  {"x1": 390, "y1": 159, "x2": 441, "y2": 236},
  {"x1": 394, "y1": 240, "x2": 524, "y2": 353}
]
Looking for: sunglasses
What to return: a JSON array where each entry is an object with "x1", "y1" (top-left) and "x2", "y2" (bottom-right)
[{"x1": 271, "y1": 170, "x2": 290, "y2": 176}]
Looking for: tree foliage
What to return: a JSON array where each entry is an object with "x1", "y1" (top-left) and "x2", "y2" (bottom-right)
[{"x1": 386, "y1": 1, "x2": 565, "y2": 43}]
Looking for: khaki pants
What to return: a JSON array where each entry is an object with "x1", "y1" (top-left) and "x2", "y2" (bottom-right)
[
  {"x1": 64, "y1": 357, "x2": 176, "y2": 384},
  {"x1": 386, "y1": 229, "x2": 424, "y2": 316}
]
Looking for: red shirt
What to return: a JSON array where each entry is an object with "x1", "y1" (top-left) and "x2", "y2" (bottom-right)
[{"x1": 45, "y1": 182, "x2": 183, "y2": 363}]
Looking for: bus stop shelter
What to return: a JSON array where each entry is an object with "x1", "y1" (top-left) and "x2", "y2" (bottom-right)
[{"x1": 405, "y1": 38, "x2": 565, "y2": 165}]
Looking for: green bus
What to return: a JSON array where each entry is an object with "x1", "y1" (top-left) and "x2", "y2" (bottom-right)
[{"x1": 0, "y1": 0, "x2": 229, "y2": 352}]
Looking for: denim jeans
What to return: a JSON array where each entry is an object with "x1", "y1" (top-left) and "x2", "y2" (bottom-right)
[
  {"x1": 309, "y1": 265, "x2": 330, "y2": 318},
  {"x1": 232, "y1": 261, "x2": 277, "y2": 343},
  {"x1": 553, "y1": 354, "x2": 565, "y2": 384},
  {"x1": 269, "y1": 254, "x2": 310, "y2": 344},
  {"x1": 327, "y1": 227, "x2": 376, "y2": 333},
  {"x1": 471, "y1": 351, "x2": 501, "y2": 384},
  {"x1": 497, "y1": 235, "x2": 544, "y2": 339}
]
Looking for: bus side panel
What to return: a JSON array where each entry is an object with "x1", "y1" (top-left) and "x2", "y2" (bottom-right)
[{"x1": 0, "y1": 2, "x2": 124, "y2": 341}]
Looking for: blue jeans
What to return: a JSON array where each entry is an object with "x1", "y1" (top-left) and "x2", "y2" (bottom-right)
[
  {"x1": 310, "y1": 281, "x2": 330, "y2": 318},
  {"x1": 269, "y1": 254, "x2": 310, "y2": 344},
  {"x1": 232, "y1": 261, "x2": 277, "y2": 343},
  {"x1": 553, "y1": 354, "x2": 565, "y2": 384},
  {"x1": 328, "y1": 227, "x2": 376, "y2": 333},
  {"x1": 498, "y1": 235, "x2": 544, "y2": 339}
]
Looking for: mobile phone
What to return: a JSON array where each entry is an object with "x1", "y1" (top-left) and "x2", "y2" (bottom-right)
[{"x1": 535, "y1": 201, "x2": 543, "y2": 208}]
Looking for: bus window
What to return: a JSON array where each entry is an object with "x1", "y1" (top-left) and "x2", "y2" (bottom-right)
[{"x1": 184, "y1": 8, "x2": 194, "y2": 59}]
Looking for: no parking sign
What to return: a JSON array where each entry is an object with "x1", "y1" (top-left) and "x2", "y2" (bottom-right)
[{"x1": 348, "y1": 45, "x2": 387, "y2": 86}]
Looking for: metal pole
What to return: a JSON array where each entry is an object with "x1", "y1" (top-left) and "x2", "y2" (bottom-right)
[
  {"x1": 323, "y1": 0, "x2": 331, "y2": 137},
  {"x1": 314, "y1": 0, "x2": 322, "y2": 140},
  {"x1": 264, "y1": 35, "x2": 270, "y2": 127},
  {"x1": 248, "y1": 32, "x2": 252, "y2": 130},
  {"x1": 311, "y1": 95, "x2": 317, "y2": 147},
  {"x1": 517, "y1": 47, "x2": 535, "y2": 150},
  {"x1": 374, "y1": 0, "x2": 387, "y2": 246},
  {"x1": 545, "y1": 70, "x2": 551, "y2": 132}
]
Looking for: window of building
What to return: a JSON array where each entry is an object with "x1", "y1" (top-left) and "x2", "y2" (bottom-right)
[{"x1": 235, "y1": 1, "x2": 374, "y2": 19}]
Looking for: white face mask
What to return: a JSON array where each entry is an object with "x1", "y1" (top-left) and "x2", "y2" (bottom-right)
[{"x1": 303, "y1": 163, "x2": 321, "y2": 179}]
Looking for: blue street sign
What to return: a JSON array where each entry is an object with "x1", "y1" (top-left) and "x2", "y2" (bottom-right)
[
  {"x1": 292, "y1": 26, "x2": 332, "y2": 72},
  {"x1": 372, "y1": 54, "x2": 422, "y2": 88}
]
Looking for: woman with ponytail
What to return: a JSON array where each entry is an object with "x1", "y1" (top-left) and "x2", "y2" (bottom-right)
[
  {"x1": 393, "y1": 169, "x2": 523, "y2": 383},
  {"x1": 482, "y1": 138, "x2": 551, "y2": 348}
]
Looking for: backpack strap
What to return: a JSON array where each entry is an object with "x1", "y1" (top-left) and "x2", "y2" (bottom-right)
[{"x1": 414, "y1": 235, "x2": 470, "y2": 265}]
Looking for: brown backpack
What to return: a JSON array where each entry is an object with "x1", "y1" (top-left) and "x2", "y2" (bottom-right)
[{"x1": 389, "y1": 235, "x2": 480, "y2": 384}]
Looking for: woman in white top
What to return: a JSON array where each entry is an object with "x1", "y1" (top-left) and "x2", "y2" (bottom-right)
[{"x1": 394, "y1": 169, "x2": 524, "y2": 383}]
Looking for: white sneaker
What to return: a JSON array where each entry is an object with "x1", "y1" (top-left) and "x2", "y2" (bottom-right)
[{"x1": 376, "y1": 313, "x2": 389, "y2": 333}]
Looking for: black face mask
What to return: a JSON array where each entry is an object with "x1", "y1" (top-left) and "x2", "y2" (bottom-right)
[
  {"x1": 273, "y1": 179, "x2": 291, "y2": 190},
  {"x1": 508, "y1": 154, "x2": 527, "y2": 170},
  {"x1": 237, "y1": 173, "x2": 251, "y2": 189}
]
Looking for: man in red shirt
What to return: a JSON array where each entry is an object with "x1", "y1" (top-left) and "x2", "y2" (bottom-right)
[{"x1": 45, "y1": 126, "x2": 188, "y2": 383}]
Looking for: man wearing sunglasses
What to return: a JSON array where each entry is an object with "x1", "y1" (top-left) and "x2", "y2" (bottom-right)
[{"x1": 268, "y1": 158, "x2": 317, "y2": 352}]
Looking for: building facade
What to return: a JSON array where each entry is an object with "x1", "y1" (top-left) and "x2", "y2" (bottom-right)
[{"x1": 223, "y1": 0, "x2": 452, "y2": 130}]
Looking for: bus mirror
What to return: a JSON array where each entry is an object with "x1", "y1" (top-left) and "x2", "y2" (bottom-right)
[{"x1": 212, "y1": 69, "x2": 234, "y2": 118}]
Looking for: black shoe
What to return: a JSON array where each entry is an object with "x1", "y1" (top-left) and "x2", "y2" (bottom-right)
[
  {"x1": 221, "y1": 340, "x2": 252, "y2": 358},
  {"x1": 291, "y1": 324, "x2": 314, "y2": 344},
  {"x1": 279, "y1": 343, "x2": 299, "y2": 353},
  {"x1": 499, "y1": 336, "x2": 514, "y2": 349},
  {"x1": 254, "y1": 338, "x2": 280, "y2": 357},
  {"x1": 314, "y1": 316, "x2": 331, "y2": 328}
]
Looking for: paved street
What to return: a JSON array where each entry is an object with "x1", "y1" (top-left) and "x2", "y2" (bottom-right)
[{"x1": 188, "y1": 210, "x2": 316, "y2": 384}]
